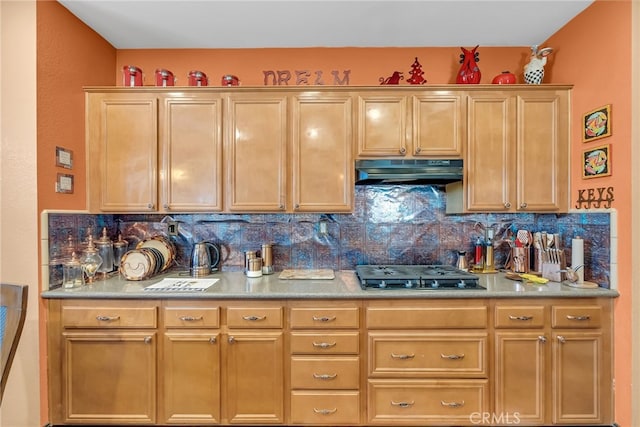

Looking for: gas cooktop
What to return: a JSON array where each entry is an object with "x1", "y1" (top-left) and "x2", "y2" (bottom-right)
[{"x1": 355, "y1": 265, "x2": 482, "y2": 290}]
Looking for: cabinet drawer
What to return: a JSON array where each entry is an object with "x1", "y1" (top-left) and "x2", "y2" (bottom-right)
[
  {"x1": 367, "y1": 306, "x2": 487, "y2": 329},
  {"x1": 61, "y1": 306, "x2": 157, "y2": 328},
  {"x1": 290, "y1": 307, "x2": 359, "y2": 329},
  {"x1": 290, "y1": 332, "x2": 359, "y2": 355},
  {"x1": 290, "y1": 390, "x2": 360, "y2": 425},
  {"x1": 369, "y1": 333, "x2": 487, "y2": 378},
  {"x1": 226, "y1": 306, "x2": 283, "y2": 328},
  {"x1": 494, "y1": 305, "x2": 545, "y2": 328},
  {"x1": 368, "y1": 379, "x2": 489, "y2": 425},
  {"x1": 552, "y1": 305, "x2": 602, "y2": 328},
  {"x1": 291, "y1": 357, "x2": 360, "y2": 389},
  {"x1": 164, "y1": 306, "x2": 219, "y2": 328}
]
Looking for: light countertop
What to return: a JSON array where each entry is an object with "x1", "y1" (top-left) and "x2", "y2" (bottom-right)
[{"x1": 41, "y1": 270, "x2": 619, "y2": 300}]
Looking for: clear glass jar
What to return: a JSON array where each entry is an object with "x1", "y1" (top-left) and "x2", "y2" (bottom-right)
[
  {"x1": 113, "y1": 234, "x2": 128, "y2": 268},
  {"x1": 63, "y1": 252, "x2": 84, "y2": 288},
  {"x1": 82, "y1": 235, "x2": 103, "y2": 283},
  {"x1": 96, "y1": 227, "x2": 114, "y2": 273}
]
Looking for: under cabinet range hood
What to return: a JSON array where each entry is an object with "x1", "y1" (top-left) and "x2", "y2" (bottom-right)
[{"x1": 355, "y1": 159, "x2": 463, "y2": 185}]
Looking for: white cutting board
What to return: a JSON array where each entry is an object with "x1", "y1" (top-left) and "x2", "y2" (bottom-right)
[{"x1": 278, "y1": 269, "x2": 335, "y2": 280}]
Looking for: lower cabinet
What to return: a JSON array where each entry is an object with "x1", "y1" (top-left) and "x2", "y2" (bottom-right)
[{"x1": 47, "y1": 297, "x2": 613, "y2": 426}]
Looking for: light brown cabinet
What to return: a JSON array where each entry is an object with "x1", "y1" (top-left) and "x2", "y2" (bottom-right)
[
  {"x1": 224, "y1": 303, "x2": 285, "y2": 424},
  {"x1": 356, "y1": 92, "x2": 464, "y2": 158},
  {"x1": 48, "y1": 300, "x2": 159, "y2": 424},
  {"x1": 289, "y1": 301, "x2": 362, "y2": 425},
  {"x1": 493, "y1": 300, "x2": 612, "y2": 426},
  {"x1": 448, "y1": 88, "x2": 570, "y2": 213},
  {"x1": 161, "y1": 302, "x2": 221, "y2": 424},
  {"x1": 86, "y1": 90, "x2": 223, "y2": 213},
  {"x1": 225, "y1": 92, "x2": 353, "y2": 213},
  {"x1": 365, "y1": 300, "x2": 489, "y2": 425},
  {"x1": 47, "y1": 294, "x2": 612, "y2": 427}
]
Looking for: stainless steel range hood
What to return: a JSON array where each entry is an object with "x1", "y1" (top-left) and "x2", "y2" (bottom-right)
[{"x1": 355, "y1": 159, "x2": 463, "y2": 185}]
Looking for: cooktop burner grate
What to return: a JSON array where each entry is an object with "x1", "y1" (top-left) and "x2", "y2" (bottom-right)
[{"x1": 355, "y1": 265, "x2": 482, "y2": 290}]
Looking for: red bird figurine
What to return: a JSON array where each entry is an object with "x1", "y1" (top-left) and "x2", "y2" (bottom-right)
[{"x1": 456, "y1": 45, "x2": 481, "y2": 84}]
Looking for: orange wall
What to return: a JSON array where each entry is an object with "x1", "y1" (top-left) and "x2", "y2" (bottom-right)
[
  {"x1": 548, "y1": 1, "x2": 632, "y2": 425},
  {"x1": 36, "y1": 1, "x2": 116, "y2": 422},
  {"x1": 36, "y1": 0, "x2": 632, "y2": 424},
  {"x1": 116, "y1": 46, "x2": 542, "y2": 87},
  {"x1": 37, "y1": 0, "x2": 116, "y2": 212}
]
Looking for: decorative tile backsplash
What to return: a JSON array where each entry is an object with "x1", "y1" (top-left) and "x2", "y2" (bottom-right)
[{"x1": 47, "y1": 185, "x2": 611, "y2": 288}]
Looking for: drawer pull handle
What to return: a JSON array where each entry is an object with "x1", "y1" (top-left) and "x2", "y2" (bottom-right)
[
  {"x1": 313, "y1": 408, "x2": 337, "y2": 415},
  {"x1": 441, "y1": 353, "x2": 465, "y2": 360},
  {"x1": 313, "y1": 373, "x2": 337, "y2": 380},
  {"x1": 312, "y1": 315, "x2": 336, "y2": 322},
  {"x1": 242, "y1": 315, "x2": 266, "y2": 321},
  {"x1": 96, "y1": 315, "x2": 120, "y2": 322},
  {"x1": 391, "y1": 353, "x2": 415, "y2": 360},
  {"x1": 509, "y1": 315, "x2": 533, "y2": 321},
  {"x1": 179, "y1": 315, "x2": 203, "y2": 321},
  {"x1": 566, "y1": 315, "x2": 590, "y2": 321},
  {"x1": 441, "y1": 400, "x2": 465, "y2": 408},
  {"x1": 391, "y1": 400, "x2": 414, "y2": 408},
  {"x1": 313, "y1": 341, "x2": 337, "y2": 349}
]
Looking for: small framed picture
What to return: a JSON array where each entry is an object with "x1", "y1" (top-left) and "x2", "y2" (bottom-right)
[
  {"x1": 55, "y1": 146, "x2": 73, "y2": 169},
  {"x1": 582, "y1": 144, "x2": 611, "y2": 179},
  {"x1": 583, "y1": 104, "x2": 612, "y2": 142}
]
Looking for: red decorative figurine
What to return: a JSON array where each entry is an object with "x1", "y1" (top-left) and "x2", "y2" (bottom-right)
[
  {"x1": 407, "y1": 57, "x2": 427, "y2": 85},
  {"x1": 456, "y1": 45, "x2": 481, "y2": 84},
  {"x1": 379, "y1": 71, "x2": 403, "y2": 85}
]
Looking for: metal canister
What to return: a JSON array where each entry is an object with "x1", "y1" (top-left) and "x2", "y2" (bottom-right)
[
  {"x1": 261, "y1": 244, "x2": 274, "y2": 275},
  {"x1": 244, "y1": 250, "x2": 258, "y2": 275},
  {"x1": 247, "y1": 257, "x2": 263, "y2": 278}
]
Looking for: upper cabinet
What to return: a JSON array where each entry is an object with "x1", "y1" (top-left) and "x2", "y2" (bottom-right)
[
  {"x1": 356, "y1": 91, "x2": 464, "y2": 158},
  {"x1": 448, "y1": 87, "x2": 570, "y2": 213},
  {"x1": 86, "y1": 91, "x2": 223, "y2": 213},
  {"x1": 291, "y1": 93, "x2": 353, "y2": 212},
  {"x1": 86, "y1": 86, "x2": 570, "y2": 215}
]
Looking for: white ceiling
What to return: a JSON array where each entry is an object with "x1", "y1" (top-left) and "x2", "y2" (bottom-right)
[{"x1": 57, "y1": 0, "x2": 594, "y2": 49}]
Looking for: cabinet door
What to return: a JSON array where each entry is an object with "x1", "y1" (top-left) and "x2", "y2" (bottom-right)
[
  {"x1": 292, "y1": 94, "x2": 353, "y2": 212},
  {"x1": 224, "y1": 331, "x2": 284, "y2": 423},
  {"x1": 226, "y1": 94, "x2": 288, "y2": 211},
  {"x1": 552, "y1": 332, "x2": 604, "y2": 424},
  {"x1": 465, "y1": 93, "x2": 515, "y2": 211},
  {"x1": 162, "y1": 332, "x2": 220, "y2": 424},
  {"x1": 356, "y1": 93, "x2": 410, "y2": 157},
  {"x1": 87, "y1": 93, "x2": 158, "y2": 212},
  {"x1": 160, "y1": 96, "x2": 223, "y2": 211},
  {"x1": 516, "y1": 92, "x2": 569, "y2": 212},
  {"x1": 413, "y1": 93, "x2": 464, "y2": 157},
  {"x1": 494, "y1": 331, "x2": 547, "y2": 425},
  {"x1": 62, "y1": 331, "x2": 156, "y2": 423}
]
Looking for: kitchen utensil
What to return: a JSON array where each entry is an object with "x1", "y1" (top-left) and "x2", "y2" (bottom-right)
[
  {"x1": 456, "y1": 251, "x2": 469, "y2": 271},
  {"x1": 260, "y1": 244, "x2": 274, "y2": 275},
  {"x1": 190, "y1": 241, "x2": 220, "y2": 277}
]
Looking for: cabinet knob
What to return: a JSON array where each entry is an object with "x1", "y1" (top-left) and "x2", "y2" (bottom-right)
[
  {"x1": 557, "y1": 335, "x2": 566, "y2": 343},
  {"x1": 147, "y1": 203, "x2": 154, "y2": 209},
  {"x1": 144, "y1": 336, "x2": 152, "y2": 344},
  {"x1": 209, "y1": 336, "x2": 217, "y2": 344},
  {"x1": 415, "y1": 147, "x2": 421, "y2": 154},
  {"x1": 504, "y1": 202, "x2": 512, "y2": 209},
  {"x1": 294, "y1": 204, "x2": 300, "y2": 210},
  {"x1": 279, "y1": 204, "x2": 285, "y2": 210},
  {"x1": 228, "y1": 336, "x2": 235, "y2": 344},
  {"x1": 399, "y1": 147, "x2": 407, "y2": 155},
  {"x1": 538, "y1": 335, "x2": 547, "y2": 343},
  {"x1": 163, "y1": 203, "x2": 169, "y2": 209},
  {"x1": 520, "y1": 202, "x2": 528, "y2": 208}
]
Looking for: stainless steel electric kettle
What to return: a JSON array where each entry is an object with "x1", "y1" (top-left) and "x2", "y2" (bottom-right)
[{"x1": 190, "y1": 241, "x2": 220, "y2": 277}]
